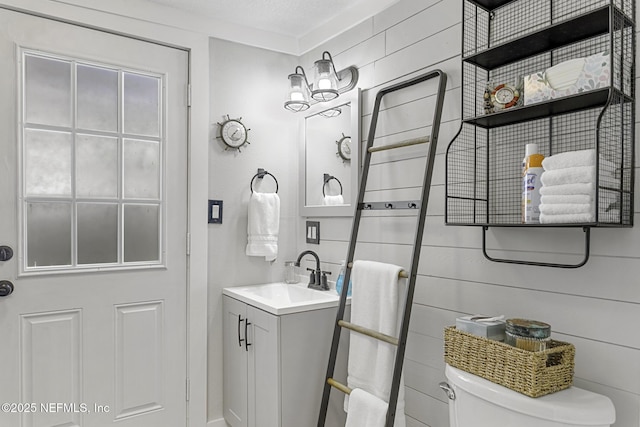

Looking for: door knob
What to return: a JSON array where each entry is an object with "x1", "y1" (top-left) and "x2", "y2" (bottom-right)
[
  {"x1": 0, "y1": 280, "x2": 14, "y2": 297},
  {"x1": 0, "y1": 246, "x2": 12, "y2": 262}
]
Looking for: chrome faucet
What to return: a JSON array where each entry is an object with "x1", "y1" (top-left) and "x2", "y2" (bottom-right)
[{"x1": 295, "y1": 250, "x2": 330, "y2": 291}]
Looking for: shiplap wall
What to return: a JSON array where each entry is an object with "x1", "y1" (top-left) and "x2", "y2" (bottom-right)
[{"x1": 297, "y1": 0, "x2": 640, "y2": 425}]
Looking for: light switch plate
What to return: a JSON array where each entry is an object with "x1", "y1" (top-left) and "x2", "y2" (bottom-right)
[
  {"x1": 208, "y1": 200, "x2": 223, "y2": 224},
  {"x1": 306, "y1": 221, "x2": 320, "y2": 244}
]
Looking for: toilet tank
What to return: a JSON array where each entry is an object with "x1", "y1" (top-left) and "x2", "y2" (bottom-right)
[{"x1": 444, "y1": 364, "x2": 615, "y2": 427}]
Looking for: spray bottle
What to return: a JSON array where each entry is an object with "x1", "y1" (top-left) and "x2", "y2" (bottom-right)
[{"x1": 522, "y1": 143, "x2": 544, "y2": 223}]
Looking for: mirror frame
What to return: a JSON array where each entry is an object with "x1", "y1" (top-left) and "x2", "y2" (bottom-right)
[{"x1": 299, "y1": 88, "x2": 360, "y2": 217}]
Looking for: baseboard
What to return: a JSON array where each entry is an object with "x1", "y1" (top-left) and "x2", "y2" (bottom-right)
[{"x1": 206, "y1": 418, "x2": 227, "y2": 427}]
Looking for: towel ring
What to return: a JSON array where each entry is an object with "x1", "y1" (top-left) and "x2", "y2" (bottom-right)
[
  {"x1": 322, "y1": 174, "x2": 343, "y2": 197},
  {"x1": 250, "y1": 169, "x2": 278, "y2": 193}
]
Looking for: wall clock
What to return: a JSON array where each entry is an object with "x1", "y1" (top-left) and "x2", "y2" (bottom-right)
[
  {"x1": 217, "y1": 115, "x2": 250, "y2": 152},
  {"x1": 336, "y1": 133, "x2": 351, "y2": 162}
]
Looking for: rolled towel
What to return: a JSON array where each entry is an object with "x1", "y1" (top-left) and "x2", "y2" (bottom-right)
[
  {"x1": 540, "y1": 166, "x2": 595, "y2": 186},
  {"x1": 540, "y1": 212, "x2": 595, "y2": 224},
  {"x1": 540, "y1": 194, "x2": 592, "y2": 204},
  {"x1": 599, "y1": 173, "x2": 621, "y2": 189},
  {"x1": 539, "y1": 182, "x2": 594, "y2": 196},
  {"x1": 539, "y1": 203, "x2": 594, "y2": 215},
  {"x1": 542, "y1": 149, "x2": 596, "y2": 170}
]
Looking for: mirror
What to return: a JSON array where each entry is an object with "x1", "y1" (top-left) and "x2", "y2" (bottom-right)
[{"x1": 299, "y1": 89, "x2": 360, "y2": 216}]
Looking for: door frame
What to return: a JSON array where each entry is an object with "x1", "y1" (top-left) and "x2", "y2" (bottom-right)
[{"x1": 0, "y1": 1, "x2": 209, "y2": 426}]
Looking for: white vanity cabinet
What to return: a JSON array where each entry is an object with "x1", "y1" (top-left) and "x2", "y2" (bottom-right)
[{"x1": 223, "y1": 294, "x2": 348, "y2": 427}]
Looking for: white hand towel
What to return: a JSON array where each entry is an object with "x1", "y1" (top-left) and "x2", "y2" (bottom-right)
[
  {"x1": 345, "y1": 389, "x2": 387, "y2": 427},
  {"x1": 345, "y1": 260, "x2": 406, "y2": 427},
  {"x1": 540, "y1": 166, "x2": 595, "y2": 186},
  {"x1": 323, "y1": 194, "x2": 344, "y2": 205},
  {"x1": 541, "y1": 149, "x2": 596, "y2": 170},
  {"x1": 540, "y1": 212, "x2": 595, "y2": 223},
  {"x1": 539, "y1": 203, "x2": 594, "y2": 215},
  {"x1": 539, "y1": 182, "x2": 595, "y2": 196},
  {"x1": 246, "y1": 192, "x2": 280, "y2": 261},
  {"x1": 540, "y1": 194, "x2": 592, "y2": 204}
]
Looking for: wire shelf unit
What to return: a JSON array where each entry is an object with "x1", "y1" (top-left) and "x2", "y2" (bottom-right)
[{"x1": 446, "y1": 0, "x2": 635, "y2": 267}]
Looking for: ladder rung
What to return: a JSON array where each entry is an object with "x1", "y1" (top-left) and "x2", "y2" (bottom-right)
[
  {"x1": 368, "y1": 136, "x2": 429, "y2": 153},
  {"x1": 346, "y1": 263, "x2": 409, "y2": 278},
  {"x1": 359, "y1": 201, "x2": 420, "y2": 210},
  {"x1": 338, "y1": 320, "x2": 399, "y2": 346},
  {"x1": 327, "y1": 378, "x2": 352, "y2": 395}
]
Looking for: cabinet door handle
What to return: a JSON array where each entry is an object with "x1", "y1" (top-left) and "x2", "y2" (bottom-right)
[
  {"x1": 244, "y1": 320, "x2": 252, "y2": 351},
  {"x1": 237, "y1": 314, "x2": 245, "y2": 347}
]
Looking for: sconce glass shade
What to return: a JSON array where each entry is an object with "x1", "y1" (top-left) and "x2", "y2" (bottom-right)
[
  {"x1": 284, "y1": 68, "x2": 311, "y2": 112},
  {"x1": 311, "y1": 52, "x2": 339, "y2": 102}
]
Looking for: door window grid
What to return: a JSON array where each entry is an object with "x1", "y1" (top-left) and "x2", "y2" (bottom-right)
[{"x1": 20, "y1": 50, "x2": 165, "y2": 272}]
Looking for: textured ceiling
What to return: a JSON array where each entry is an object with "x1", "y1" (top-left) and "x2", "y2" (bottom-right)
[{"x1": 145, "y1": 0, "x2": 393, "y2": 38}]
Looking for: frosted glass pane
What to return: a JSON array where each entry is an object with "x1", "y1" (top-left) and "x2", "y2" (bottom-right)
[
  {"x1": 123, "y1": 73, "x2": 160, "y2": 136},
  {"x1": 26, "y1": 202, "x2": 71, "y2": 267},
  {"x1": 25, "y1": 55, "x2": 71, "y2": 127},
  {"x1": 124, "y1": 139, "x2": 159, "y2": 199},
  {"x1": 25, "y1": 129, "x2": 72, "y2": 196},
  {"x1": 123, "y1": 204, "x2": 159, "y2": 262},
  {"x1": 77, "y1": 64, "x2": 118, "y2": 132},
  {"x1": 77, "y1": 134, "x2": 118, "y2": 198},
  {"x1": 77, "y1": 203, "x2": 118, "y2": 265}
]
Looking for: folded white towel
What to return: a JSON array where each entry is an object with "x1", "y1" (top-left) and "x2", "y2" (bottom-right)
[
  {"x1": 540, "y1": 194, "x2": 592, "y2": 204},
  {"x1": 539, "y1": 182, "x2": 595, "y2": 196},
  {"x1": 539, "y1": 203, "x2": 594, "y2": 215},
  {"x1": 540, "y1": 166, "x2": 595, "y2": 186},
  {"x1": 540, "y1": 213, "x2": 595, "y2": 223},
  {"x1": 542, "y1": 149, "x2": 596, "y2": 170},
  {"x1": 246, "y1": 192, "x2": 280, "y2": 261},
  {"x1": 323, "y1": 194, "x2": 344, "y2": 205},
  {"x1": 345, "y1": 389, "x2": 388, "y2": 427},
  {"x1": 345, "y1": 260, "x2": 406, "y2": 427}
]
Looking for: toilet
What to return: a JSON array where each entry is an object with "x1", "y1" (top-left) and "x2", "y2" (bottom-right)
[{"x1": 441, "y1": 364, "x2": 615, "y2": 427}]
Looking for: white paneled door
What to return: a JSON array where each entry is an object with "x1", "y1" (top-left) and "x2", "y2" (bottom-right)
[{"x1": 0, "y1": 8, "x2": 189, "y2": 427}]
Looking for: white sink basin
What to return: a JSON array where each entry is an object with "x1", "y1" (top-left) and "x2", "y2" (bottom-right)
[{"x1": 223, "y1": 282, "x2": 341, "y2": 315}]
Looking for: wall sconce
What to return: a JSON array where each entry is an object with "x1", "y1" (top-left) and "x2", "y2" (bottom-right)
[
  {"x1": 284, "y1": 66, "x2": 312, "y2": 112},
  {"x1": 284, "y1": 51, "x2": 358, "y2": 112}
]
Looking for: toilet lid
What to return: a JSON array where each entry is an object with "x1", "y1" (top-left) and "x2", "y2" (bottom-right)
[{"x1": 445, "y1": 365, "x2": 615, "y2": 425}]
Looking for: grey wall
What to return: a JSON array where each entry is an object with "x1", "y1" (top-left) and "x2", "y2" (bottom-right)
[
  {"x1": 295, "y1": 0, "x2": 640, "y2": 426},
  {"x1": 207, "y1": 38, "x2": 300, "y2": 421}
]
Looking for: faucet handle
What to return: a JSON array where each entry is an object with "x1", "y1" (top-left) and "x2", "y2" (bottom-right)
[
  {"x1": 306, "y1": 268, "x2": 317, "y2": 285},
  {"x1": 320, "y1": 271, "x2": 331, "y2": 290}
]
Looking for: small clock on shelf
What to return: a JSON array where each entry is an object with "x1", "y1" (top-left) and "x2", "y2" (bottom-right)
[
  {"x1": 217, "y1": 115, "x2": 250, "y2": 152},
  {"x1": 483, "y1": 80, "x2": 522, "y2": 114},
  {"x1": 335, "y1": 133, "x2": 351, "y2": 162}
]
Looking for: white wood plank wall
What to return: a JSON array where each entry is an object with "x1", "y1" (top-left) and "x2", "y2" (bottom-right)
[{"x1": 297, "y1": 0, "x2": 640, "y2": 425}]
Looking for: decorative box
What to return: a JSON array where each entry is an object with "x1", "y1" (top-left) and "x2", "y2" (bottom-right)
[
  {"x1": 524, "y1": 52, "x2": 610, "y2": 106},
  {"x1": 455, "y1": 315, "x2": 505, "y2": 341}
]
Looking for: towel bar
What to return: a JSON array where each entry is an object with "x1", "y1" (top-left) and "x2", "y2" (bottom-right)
[
  {"x1": 368, "y1": 136, "x2": 429, "y2": 153},
  {"x1": 346, "y1": 262, "x2": 408, "y2": 278},
  {"x1": 327, "y1": 378, "x2": 352, "y2": 395},
  {"x1": 338, "y1": 320, "x2": 399, "y2": 346}
]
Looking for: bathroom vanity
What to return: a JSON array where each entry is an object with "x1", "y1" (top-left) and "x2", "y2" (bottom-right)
[{"x1": 222, "y1": 283, "x2": 349, "y2": 427}]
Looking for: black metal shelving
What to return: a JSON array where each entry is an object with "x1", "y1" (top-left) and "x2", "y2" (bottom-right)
[{"x1": 446, "y1": 0, "x2": 635, "y2": 268}]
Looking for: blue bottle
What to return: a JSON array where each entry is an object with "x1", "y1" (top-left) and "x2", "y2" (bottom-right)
[{"x1": 335, "y1": 260, "x2": 352, "y2": 297}]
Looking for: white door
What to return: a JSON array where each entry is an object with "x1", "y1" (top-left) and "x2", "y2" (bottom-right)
[{"x1": 0, "y1": 8, "x2": 189, "y2": 427}]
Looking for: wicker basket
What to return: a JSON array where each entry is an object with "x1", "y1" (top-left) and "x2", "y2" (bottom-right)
[{"x1": 444, "y1": 326, "x2": 575, "y2": 398}]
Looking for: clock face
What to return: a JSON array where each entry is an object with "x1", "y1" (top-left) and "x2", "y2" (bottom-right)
[
  {"x1": 337, "y1": 136, "x2": 351, "y2": 161},
  {"x1": 494, "y1": 87, "x2": 515, "y2": 104},
  {"x1": 217, "y1": 116, "x2": 250, "y2": 151},
  {"x1": 221, "y1": 120, "x2": 247, "y2": 147}
]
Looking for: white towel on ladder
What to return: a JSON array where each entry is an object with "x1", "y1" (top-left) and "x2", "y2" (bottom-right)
[
  {"x1": 345, "y1": 388, "x2": 388, "y2": 427},
  {"x1": 344, "y1": 260, "x2": 407, "y2": 427}
]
